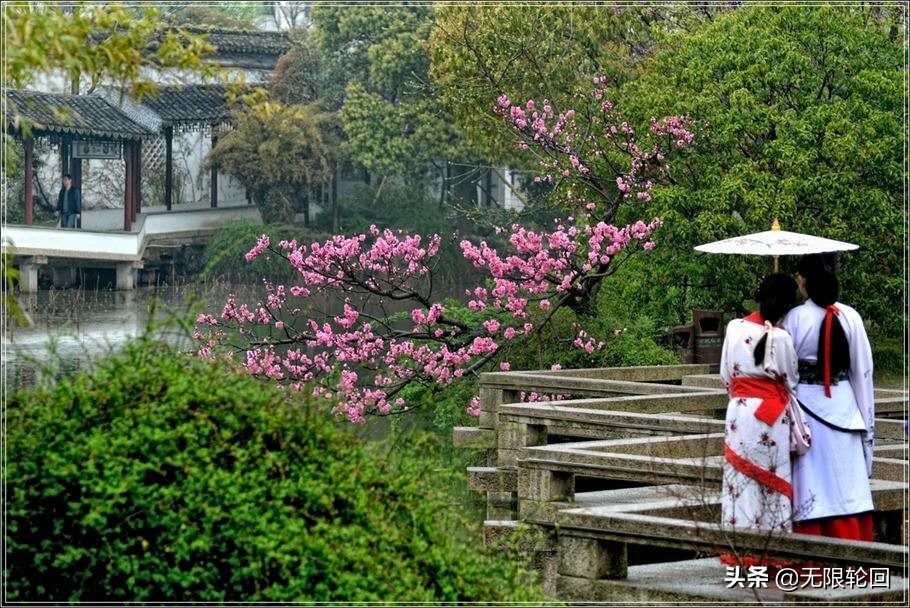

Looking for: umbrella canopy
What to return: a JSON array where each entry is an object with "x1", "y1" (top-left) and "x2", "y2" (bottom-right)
[{"x1": 694, "y1": 226, "x2": 859, "y2": 257}]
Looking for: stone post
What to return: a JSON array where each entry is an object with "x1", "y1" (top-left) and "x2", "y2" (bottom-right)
[
  {"x1": 115, "y1": 261, "x2": 142, "y2": 290},
  {"x1": 18, "y1": 256, "x2": 47, "y2": 293},
  {"x1": 558, "y1": 535, "x2": 628, "y2": 579},
  {"x1": 51, "y1": 266, "x2": 77, "y2": 289}
]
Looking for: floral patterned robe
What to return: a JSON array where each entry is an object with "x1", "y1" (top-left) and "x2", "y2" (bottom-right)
[{"x1": 720, "y1": 312, "x2": 799, "y2": 534}]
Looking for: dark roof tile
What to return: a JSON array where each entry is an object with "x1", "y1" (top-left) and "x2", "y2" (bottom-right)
[
  {"x1": 140, "y1": 84, "x2": 231, "y2": 127},
  {"x1": 5, "y1": 90, "x2": 153, "y2": 140},
  {"x1": 178, "y1": 26, "x2": 292, "y2": 56}
]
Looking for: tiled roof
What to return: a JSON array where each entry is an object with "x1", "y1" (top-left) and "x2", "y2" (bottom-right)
[
  {"x1": 180, "y1": 27, "x2": 292, "y2": 56},
  {"x1": 140, "y1": 84, "x2": 231, "y2": 127},
  {"x1": 5, "y1": 90, "x2": 154, "y2": 140}
]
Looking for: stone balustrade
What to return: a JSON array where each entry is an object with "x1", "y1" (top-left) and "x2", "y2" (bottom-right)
[{"x1": 455, "y1": 364, "x2": 909, "y2": 601}]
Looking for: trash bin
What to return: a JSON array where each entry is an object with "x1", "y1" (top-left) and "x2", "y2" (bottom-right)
[
  {"x1": 693, "y1": 310, "x2": 724, "y2": 371},
  {"x1": 671, "y1": 324, "x2": 696, "y2": 364}
]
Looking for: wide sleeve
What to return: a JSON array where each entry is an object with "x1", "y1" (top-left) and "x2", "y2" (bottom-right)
[
  {"x1": 845, "y1": 308, "x2": 875, "y2": 477},
  {"x1": 770, "y1": 329, "x2": 799, "y2": 396},
  {"x1": 719, "y1": 321, "x2": 734, "y2": 392}
]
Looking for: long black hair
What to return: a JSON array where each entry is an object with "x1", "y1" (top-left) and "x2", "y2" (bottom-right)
[
  {"x1": 798, "y1": 253, "x2": 850, "y2": 375},
  {"x1": 753, "y1": 273, "x2": 798, "y2": 366}
]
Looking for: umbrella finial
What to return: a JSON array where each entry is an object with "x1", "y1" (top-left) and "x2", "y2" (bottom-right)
[{"x1": 771, "y1": 218, "x2": 781, "y2": 231}]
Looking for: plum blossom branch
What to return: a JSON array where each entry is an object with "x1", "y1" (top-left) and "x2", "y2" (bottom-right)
[{"x1": 196, "y1": 79, "x2": 697, "y2": 422}]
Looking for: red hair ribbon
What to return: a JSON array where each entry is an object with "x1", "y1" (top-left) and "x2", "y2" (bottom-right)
[{"x1": 823, "y1": 304, "x2": 841, "y2": 397}]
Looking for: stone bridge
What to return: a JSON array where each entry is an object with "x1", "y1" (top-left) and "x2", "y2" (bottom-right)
[
  {"x1": 455, "y1": 364, "x2": 909, "y2": 602},
  {"x1": 2, "y1": 204, "x2": 260, "y2": 291}
]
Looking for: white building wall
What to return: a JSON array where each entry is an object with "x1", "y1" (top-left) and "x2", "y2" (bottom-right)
[{"x1": 21, "y1": 64, "x2": 267, "y2": 214}]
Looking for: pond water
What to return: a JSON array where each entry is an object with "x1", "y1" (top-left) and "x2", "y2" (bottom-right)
[
  {"x1": 2, "y1": 281, "x2": 471, "y2": 440},
  {"x1": 2, "y1": 284, "x2": 233, "y2": 393}
]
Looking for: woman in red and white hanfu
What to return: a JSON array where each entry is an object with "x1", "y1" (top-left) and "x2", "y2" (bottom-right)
[
  {"x1": 720, "y1": 273, "x2": 800, "y2": 544},
  {"x1": 783, "y1": 253, "x2": 875, "y2": 541}
]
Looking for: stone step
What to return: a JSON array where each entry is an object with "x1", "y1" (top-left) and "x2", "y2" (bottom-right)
[
  {"x1": 557, "y1": 506, "x2": 907, "y2": 570},
  {"x1": 452, "y1": 426, "x2": 495, "y2": 449},
  {"x1": 519, "y1": 477, "x2": 904, "y2": 526},
  {"x1": 877, "y1": 418, "x2": 908, "y2": 440},
  {"x1": 682, "y1": 374, "x2": 725, "y2": 389},
  {"x1": 874, "y1": 396, "x2": 908, "y2": 416},
  {"x1": 557, "y1": 557, "x2": 908, "y2": 604},
  {"x1": 467, "y1": 466, "x2": 517, "y2": 492}
]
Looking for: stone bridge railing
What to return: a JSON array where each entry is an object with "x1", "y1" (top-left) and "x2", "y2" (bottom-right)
[{"x1": 454, "y1": 364, "x2": 908, "y2": 603}]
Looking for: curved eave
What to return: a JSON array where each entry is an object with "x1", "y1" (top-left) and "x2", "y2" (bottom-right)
[{"x1": 6, "y1": 122, "x2": 151, "y2": 141}]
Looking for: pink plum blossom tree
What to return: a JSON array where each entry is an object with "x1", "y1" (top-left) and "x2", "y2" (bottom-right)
[{"x1": 195, "y1": 79, "x2": 695, "y2": 422}]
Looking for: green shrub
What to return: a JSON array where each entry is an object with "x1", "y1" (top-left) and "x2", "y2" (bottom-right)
[
  {"x1": 871, "y1": 335, "x2": 906, "y2": 381},
  {"x1": 501, "y1": 294, "x2": 680, "y2": 373},
  {"x1": 4, "y1": 338, "x2": 551, "y2": 603}
]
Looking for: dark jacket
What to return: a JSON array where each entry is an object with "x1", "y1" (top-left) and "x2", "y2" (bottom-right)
[{"x1": 57, "y1": 186, "x2": 81, "y2": 214}]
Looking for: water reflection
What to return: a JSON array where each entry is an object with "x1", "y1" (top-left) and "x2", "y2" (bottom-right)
[
  {"x1": 2, "y1": 280, "x2": 464, "y2": 394},
  {"x1": 3, "y1": 285, "x2": 235, "y2": 392}
]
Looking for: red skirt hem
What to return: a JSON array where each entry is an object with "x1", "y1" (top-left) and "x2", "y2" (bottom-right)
[{"x1": 794, "y1": 512, "x2": 874, "y2": 541}]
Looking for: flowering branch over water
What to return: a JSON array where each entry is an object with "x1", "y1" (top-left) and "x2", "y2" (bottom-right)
[{"x1": 195, "y1": 80, "x2": 696, "y2": 422}]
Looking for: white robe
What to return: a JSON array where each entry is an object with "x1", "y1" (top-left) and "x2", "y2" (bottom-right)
[
  {"x1": 720, "y1": 316, "x2": 799, "y2": 533},
  {"x1": 782, "y1": 301, "x2": 875, "y2": 521}
]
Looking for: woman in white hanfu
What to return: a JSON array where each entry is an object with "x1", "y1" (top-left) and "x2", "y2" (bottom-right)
[
  {"x1": 783, "y1": 253, "x2": 875, "y2": 541},
  {"x1": 719, "y1": 273, "x2": 800, "y2": 564}
]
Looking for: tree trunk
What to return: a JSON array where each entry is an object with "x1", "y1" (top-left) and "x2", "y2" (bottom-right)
[
  {"x1": 371, "y1": 175, "x2": 387, "y2": 207},
  {"x1": 331, "y1": 168, "x2": 338, "y2": 233},
  {"x1": 439, "y1": 160, "x2": 448, "y2": 209}
]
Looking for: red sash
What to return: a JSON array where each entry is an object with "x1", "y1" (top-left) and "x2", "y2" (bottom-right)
[{"x1": 730, "y1": 376, "x2": 789, "y2": 425}]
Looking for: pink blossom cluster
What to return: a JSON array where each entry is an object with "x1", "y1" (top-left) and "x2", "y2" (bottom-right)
[
  {"x1": 494, "y1": 78, "x2": 695, "y2": 208},
  {"x1": 573, "y1": 329, "x2": 605, "y2": 354},
  {"x1": 245, "y1": 234, "x2": 270, "y2": 261},
  {"x1": 195, "y1": 82, "x2": 696, "y2": 422}
]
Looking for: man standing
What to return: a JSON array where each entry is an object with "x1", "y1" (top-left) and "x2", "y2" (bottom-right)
[{"x1": 56, "y1": 173, "x2": 81, "y2": 228}]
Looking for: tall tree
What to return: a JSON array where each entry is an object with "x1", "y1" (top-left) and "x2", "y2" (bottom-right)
[
  {"x1": 309, "y1": 3, "x2": 472, "y2": 195},
  {"x1": 615, "y1": 5, "x2": 905, "y2": 335},
  {"x1": 208, "y1": 102, "x2": 334, "y2": 225},
  {"x1": 428, "y1": 4, "x2": 728, "y2": 160}
]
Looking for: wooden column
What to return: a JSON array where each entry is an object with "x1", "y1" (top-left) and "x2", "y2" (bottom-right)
[
  {"x1": 123, "y1": 141, "x2": 132, "y2": 231},
  {"x1": 73, "y1": 155, "x2": 83, "y2": 229},
  {"x1": 61, "y1": 139, "x2": 71, "y2": 178},
  {"x1": 210, "y1": 129, "x2": 218, "y2": 208},
  {"x1": 164, "y1": 126, "x2": 173, "y2": 211},
  {"x1": 72, "y1": 157, "x2": 82, "y2": 190},
  {"x1": 132, "y1": 142, "x2": 141, "y2": 220},
  {"x1": 24, "y1": 137, "x2": 34, "y2": 225}
]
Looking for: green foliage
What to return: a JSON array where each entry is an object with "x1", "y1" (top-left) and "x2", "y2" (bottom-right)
[
  {"x1": 164, "y1": 4, "x2": 265, "y2": 29},
  {"x1": 310, "y1": 4, "x2": 471, "y2": 183},
  {"x1": 340, "y1": 83, "x2": 462, "y2": 178},
  {"x1": 208, "y1": 102, "x2": 334, "y2": 224},
  {"x1": 5, "y1": 339, "x2": 552, "y2": 603},
  {"x1": 616, "y1": 5, "x2": 905, "y2": 335},
  {"x1": 200, "y1": 218, "x2": 325, "y2": 283},
  {"x1": 2, "y1": 3, "x2": 218, "y2": 96},
  {"x1": 323, "y1": 182, "x2": 448, "y2": 236},
  {"x1": 428, "y1": 5, "x2": 721, "y2": 160},
  {"x1": 870, "y1": 335, "x2": 906, "y2": 379},
  {"x1": 311, "y1": 4, "x2": 432, "y2": 95},
  {"x1": 498, "y1": 288, "x2": 680, "y2": 373},
  {"x1": 271, "y1": 37, "x2": 346, "y2": 110}
]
